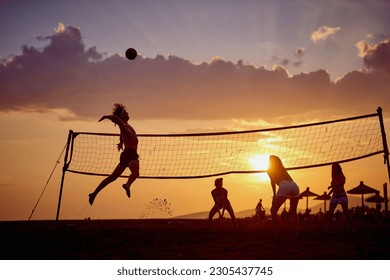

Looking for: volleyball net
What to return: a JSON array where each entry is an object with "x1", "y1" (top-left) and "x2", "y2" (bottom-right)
[{"x1": 61, "y1": 107, "x2": 389, "y2": 179}]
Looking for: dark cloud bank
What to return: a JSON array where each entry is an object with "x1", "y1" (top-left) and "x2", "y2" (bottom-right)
[{"x1": 1, "y1": 25, "x2": 389, "y2": 122}]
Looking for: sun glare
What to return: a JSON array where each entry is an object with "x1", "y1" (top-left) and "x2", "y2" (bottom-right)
[
  {"x1": 249, "y1": 154, "x2": 270, "y2": 181},
  {"x1": 249, "y1": 154, "x2": 270, "y2": 171}
]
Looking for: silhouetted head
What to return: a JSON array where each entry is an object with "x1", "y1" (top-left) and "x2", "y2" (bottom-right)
[
  {"x1": 331, "y1": 162, "x2": 343, "y2": 177},
  {"x1": 268, "y1": 155, "x2": 284, "y2": 171},
  {"x1": 215, "y1": 178, "x2": 223, "y2": 188},
  {"x1": 112, "y1": 103, "x2": 129, "y2": 122}
]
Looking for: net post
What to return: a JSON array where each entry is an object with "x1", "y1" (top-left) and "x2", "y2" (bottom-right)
[
  {"x1": 56, "y1": 130, "x2": 73, "y2": 224},
  {"x1": 377, "y1": 107, "x2": 390, "y2": 181}
]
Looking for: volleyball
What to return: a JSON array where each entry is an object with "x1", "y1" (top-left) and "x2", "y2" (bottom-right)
[{"x1": 125, "y1": 48, "x2": 137, "y2": 60}]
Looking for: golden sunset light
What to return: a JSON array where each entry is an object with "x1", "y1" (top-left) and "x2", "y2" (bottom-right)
[
  {"x1": 249, "y1": 154, "x2": 270, "y2": 171},
  {"x1": 248, "y1": 154, "x2": 270, "y2": 181}
]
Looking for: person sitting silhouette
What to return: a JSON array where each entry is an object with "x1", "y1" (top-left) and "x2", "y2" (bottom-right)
[{"x1": 208, "y1": 178, "x2": 237, "y2": 228}]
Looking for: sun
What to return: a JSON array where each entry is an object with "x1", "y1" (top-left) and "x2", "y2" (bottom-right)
[
  {"x1": 249, "y1": 154, "x2": 270, "y2": 171},
  {"x1": 248, "y1": 154, "x2": 270, "y2": 181}
]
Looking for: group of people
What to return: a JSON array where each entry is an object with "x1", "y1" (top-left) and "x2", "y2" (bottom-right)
[
  {"x1": 207, "y1": 157, "x2": 354, "y2": 234},
  {"x1": 88, "y1": 103, "x2": 355, "y2": 235}
]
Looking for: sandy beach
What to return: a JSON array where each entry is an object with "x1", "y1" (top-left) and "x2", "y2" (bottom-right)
[{"x1": 1, "y1": 217, "x2": 389, "y2": 260}]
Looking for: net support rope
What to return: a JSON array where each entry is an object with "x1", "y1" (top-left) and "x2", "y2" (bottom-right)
[{"x1": 55, "y1": 107, "x2": 390, "y2": 221}]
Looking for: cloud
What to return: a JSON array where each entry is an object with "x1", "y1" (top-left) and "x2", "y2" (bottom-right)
[
  {"x1": 294, "y1": 48, "x2": 305, "y2": 58},
  {"x1": 269, "y1": 48, "x2": 304, "y2": 69},
  {"x1": 311, "y1": 26, "x2": 341, "y2": 42},
  {"x1": 0, "y1": 24, "x2": 389, "y2": 123},
  {"x1": 356, "y1": 38, "x2": 390, "y2": 75},
  {"x1": 55, "y1": 22, "x2": 66, "y2": 33}
]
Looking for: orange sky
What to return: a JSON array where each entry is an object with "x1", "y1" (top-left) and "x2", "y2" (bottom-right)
[{"x1": 0, "y1": 111, "x2": 389, "y2": 221}]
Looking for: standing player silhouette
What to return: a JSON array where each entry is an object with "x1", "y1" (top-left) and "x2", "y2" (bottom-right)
[
  {"x1": 267, "y1": 155, "x2": 300, "y2": 236},
  {"x1": 88, "y1": 103, "x2": 139, "y2": 205},
  {"x1": 326, "y1": 163, "x2": 354, "y2": 231}
]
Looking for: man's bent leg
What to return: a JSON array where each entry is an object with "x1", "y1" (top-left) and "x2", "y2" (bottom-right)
[
  {"x1": 208, "y1": 205, "x2": 219, "y2": 228},
  {"x1": 225, "y1": 202, "x2": 237, "y2": 228}
]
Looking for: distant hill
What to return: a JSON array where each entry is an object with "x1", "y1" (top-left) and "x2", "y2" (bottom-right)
[{"x1": 173, "y1": 195, "x2": 382, "y2": 219}]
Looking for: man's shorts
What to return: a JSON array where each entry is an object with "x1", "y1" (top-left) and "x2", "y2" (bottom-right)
[
  {"x1": 119, "y1": 148, "x2": 139, "y2": 167},
  {"x1": 277, "y1": 180, "x2": 300, "y2": 197}
]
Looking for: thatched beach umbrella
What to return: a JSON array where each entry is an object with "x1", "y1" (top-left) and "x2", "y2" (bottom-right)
[
  {"x1": 299, "y1": 187, "x2": 319, "y2": 211},
  {"x1": 314, "y1": 191, "x2": 332, "y2": 213},
  {"x1": 365, "y1": 193, "x2": 385, "y2": 203},
  {"x1": 347, "y1": 181, "x2": 379, "y2": 207}
]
